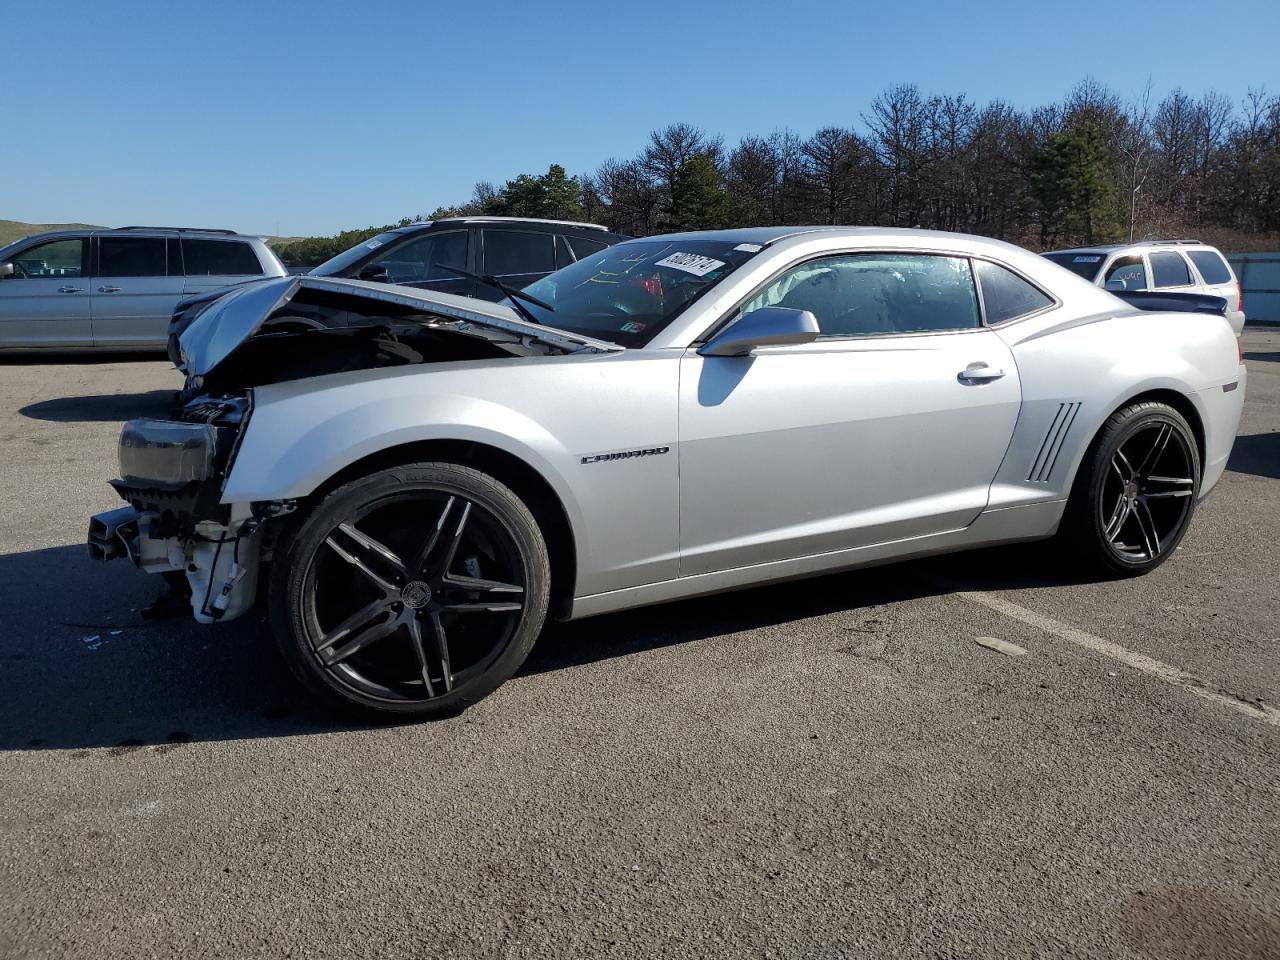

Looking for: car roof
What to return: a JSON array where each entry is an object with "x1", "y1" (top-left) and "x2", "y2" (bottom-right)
[
  {"x1": 1048, "y1": 240, "x2": 1217, "y2": 255},
  {"x1": 389, "y1": 216, "x2": 618, "y2": 236},
  {"x1": 624, "y1": 225, "x2": 1042, "y2": 251},
  {"x1": 6, "y1": 227, "x2": 256, "y2": 245}
]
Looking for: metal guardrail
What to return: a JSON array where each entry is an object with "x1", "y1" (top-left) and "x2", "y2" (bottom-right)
[{"x1": 1227, "y1": 253, "x2": 1280, "y2": 323}]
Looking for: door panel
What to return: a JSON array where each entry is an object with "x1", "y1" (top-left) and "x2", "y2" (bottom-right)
[
  {"x1": 91, "y1": 235, "x2": 184, "y2": 347},
  {"x1": 0, "y1": 238, "x2": 91, "y2": 348},
  {"x1": 678, "y1": 331, "x2": 1021, "y2": 576}
]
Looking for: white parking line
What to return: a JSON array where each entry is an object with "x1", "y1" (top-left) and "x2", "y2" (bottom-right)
[{"x1": 946, "y1": 586, "x2": 1280, "y2": 728}]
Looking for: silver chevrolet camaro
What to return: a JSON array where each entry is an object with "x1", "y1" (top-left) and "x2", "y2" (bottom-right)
[{"x1": 89, "y1": 227, "x2": 1246, "y2": 718}]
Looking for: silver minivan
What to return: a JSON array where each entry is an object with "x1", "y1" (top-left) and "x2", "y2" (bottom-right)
[
  {"x1": 0, "y1": 227, "x2": 286, "y2": 352},
  {"x1": 1043, "y1": 240, "x2": 1246, "y2": 335}
]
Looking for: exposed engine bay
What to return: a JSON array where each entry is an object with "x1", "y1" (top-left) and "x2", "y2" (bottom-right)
[{"x1": 90, "y1": 275, "x2": 622, "y2": 623}]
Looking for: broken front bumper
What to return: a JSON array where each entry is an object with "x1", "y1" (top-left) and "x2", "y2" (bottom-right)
[{"x1": 87, "y1": 502, "x2": 266, "y2": 624}]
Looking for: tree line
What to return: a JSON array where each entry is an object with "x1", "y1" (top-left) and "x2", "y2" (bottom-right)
[{"x1": 274, "y1": 79, "x2": 1280, "y2": 267}]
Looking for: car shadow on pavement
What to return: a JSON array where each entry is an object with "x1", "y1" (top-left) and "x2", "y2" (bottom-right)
[
  {"x1": 0, "y1": 544, "x2": 354, "y2": 752},
  {"x1": 19, "y1": 390, "x2": 176, "y2": 423},
  {"x1": 1243, "y1": 351, "x2": 1280, "y2": 362},
  {"x1": 525, "y1": 543, "x2": 1100, "y2": 677},
  {"x1": 1226, "y1": 432, "x2": 1280, "y2": 480},
  {"x1": 1, "y1": 540, "x2": 1102, "y2": 753}
]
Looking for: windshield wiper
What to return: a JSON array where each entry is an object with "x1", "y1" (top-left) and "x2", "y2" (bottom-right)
[{"x1": 437, "y1": 265, "x2": 554, "y2": 326}]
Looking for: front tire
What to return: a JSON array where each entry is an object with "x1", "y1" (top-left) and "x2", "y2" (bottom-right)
[
  {"x1": 270, "y1": 462, "x2": 550, "y2": 720},
  {"x1": 1061, "y1": 401, "x2": 1201, "y2": 577}
]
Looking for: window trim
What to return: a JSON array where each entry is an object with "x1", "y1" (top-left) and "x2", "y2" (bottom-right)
[
  {"x1": 695, "y1": 247, "x2": 1059, "y2": 345},
  {"x1": 479, "y1": 228, "x2": 557, "y2": 279}
]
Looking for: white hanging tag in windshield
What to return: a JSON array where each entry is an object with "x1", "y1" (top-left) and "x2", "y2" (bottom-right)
[{"x1": 655, "y1": 252, "x2": 726, "y2": 277}]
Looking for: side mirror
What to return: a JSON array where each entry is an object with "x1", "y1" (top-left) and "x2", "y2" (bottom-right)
[
  {"x1": 0, "y1": 262, "x2": 14, "y2": 279},
  {"x1": 698, "y1": 306, "x2": 820, "y2": 357},
  {"x1": 1104, "y1": 278, "x2": 1125, "y2": 291},
  {"x1": 357, "y1": 264, "x2": 389, "y2": 283}
]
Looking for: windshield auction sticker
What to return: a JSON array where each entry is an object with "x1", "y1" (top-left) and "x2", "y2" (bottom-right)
[
  {"x1": 655, "y1": 252, "x2": 726, "y2": 277},
  {"x1": 1073, "y1": 255, "x2": 1101, "y2": 262}
]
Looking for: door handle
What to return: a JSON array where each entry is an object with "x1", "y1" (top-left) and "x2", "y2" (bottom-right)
[
  {"x1": 958, "y1": 363, "x2": 1006, "y2": 383},
  {"x1": 98, "y1": 285, "x2": 121, "y2": 293},
  {"x1": 58, "y1": 286, "x2": 82, "y2": 294}
]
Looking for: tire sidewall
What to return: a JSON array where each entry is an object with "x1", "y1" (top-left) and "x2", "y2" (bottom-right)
[{"x1": 270, "y1": 462, "x2": 550, "y2": 718}]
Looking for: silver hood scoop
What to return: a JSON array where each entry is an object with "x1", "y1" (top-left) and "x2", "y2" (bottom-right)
[{"x1": 178, "y1": 276, "x2": 622, "y2": 377}]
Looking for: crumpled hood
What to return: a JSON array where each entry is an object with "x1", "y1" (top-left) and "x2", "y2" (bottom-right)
[{"x1": 177, "y1": 275, "x2": 622, "y2": 377}]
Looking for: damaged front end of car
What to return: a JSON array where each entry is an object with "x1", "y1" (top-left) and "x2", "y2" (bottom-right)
[
  {"x1": 87, "y1": 392, "x2": 285, "y2": 622},
  {"x1": 88, "y1": 275, "x2": 621, "y2": 624}
]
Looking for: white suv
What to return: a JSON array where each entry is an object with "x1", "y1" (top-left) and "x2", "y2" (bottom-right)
[
  {"x1": 0, "y1": 227, "x2": 287, "y2": 352},
  {"x1": 1043, "y1": 240, "x2": 1246, "y2": 335}
]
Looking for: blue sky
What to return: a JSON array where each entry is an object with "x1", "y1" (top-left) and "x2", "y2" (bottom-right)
[{"x1": 3, "y1": 0, "x2": 1277, "y2": 237}]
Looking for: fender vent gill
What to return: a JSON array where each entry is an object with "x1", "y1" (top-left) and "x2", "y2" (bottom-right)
[{"x1": 1028, "y1": 402, "x2": 1081, "y2": 482}]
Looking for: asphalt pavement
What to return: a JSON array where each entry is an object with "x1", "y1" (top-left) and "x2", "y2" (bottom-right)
[{"x1": 1, "y1": 332, "x2": 1278, "y2": 959}]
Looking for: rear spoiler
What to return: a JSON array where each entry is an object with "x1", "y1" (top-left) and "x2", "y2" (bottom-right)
[{"x1": 1112, "y1": 290, "x2": 1227, "y2": 317}]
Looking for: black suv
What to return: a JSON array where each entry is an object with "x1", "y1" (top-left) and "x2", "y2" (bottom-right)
[
  {"x1": 167, "y1": 217, "x2": 628, "y2": 364},
  {"x1": 308, "y1": 217, "x2": 629, "y2": 299}
]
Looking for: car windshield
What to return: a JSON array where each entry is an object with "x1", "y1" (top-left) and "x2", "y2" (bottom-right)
[
  {"x1": 1043, "y1": 252, "x2": 1106, "y2": 281},
  {"x1": 310, "y1": 231, "x2": 404, "y2": 277},
  {"x1": 515, "y1": 239, "x2": 760, "y2": 346}
]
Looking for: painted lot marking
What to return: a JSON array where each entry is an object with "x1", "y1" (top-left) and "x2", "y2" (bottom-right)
[{"x1": 947, "y1": 586, "x2": 1280, "y2": 729}]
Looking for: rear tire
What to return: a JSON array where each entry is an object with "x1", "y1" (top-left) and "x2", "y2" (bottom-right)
[
  {"x1": 1059, "y1": 401, "x2": 1200, "y2": 577},
  {"x1": 270, "y1": 462, "x2": 550, "y2": 720}
]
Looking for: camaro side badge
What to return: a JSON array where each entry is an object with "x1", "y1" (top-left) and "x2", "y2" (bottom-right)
[{"x1": 581, "y1": 446, "x2": 671, "y2": 465}]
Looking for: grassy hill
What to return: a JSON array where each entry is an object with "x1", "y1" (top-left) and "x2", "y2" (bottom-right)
[{"x1": 0, "y1": 219, "x2": 104, "y2": 247}]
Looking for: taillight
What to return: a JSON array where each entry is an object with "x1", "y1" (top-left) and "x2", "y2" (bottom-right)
[{"x1": 1237, "y1": 280, "x2": 1244, "y2": 314}]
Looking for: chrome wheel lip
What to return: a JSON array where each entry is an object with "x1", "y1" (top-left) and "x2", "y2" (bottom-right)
[
  {"x1": 299, "y1": 487, "x2": 527, "y2": 706},
  {"x1": 1098, "y1": 418, "x2": 1196, "y2": 565}
]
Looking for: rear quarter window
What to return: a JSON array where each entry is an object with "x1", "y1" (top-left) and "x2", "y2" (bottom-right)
[
  {"x1": 975, "y1": 260, "x2": 1054, "y2": 322},
  {"x1": 1187, "y1": 250, "x2": 1233, "y2": 285},
  {"x1": 183, "y1": 239, "x2": 264, "y2": 276}
]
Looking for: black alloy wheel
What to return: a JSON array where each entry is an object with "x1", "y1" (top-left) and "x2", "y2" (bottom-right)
[
  {"x1": 1064, "y1": 401, "x2": 1201, "y2": 576},
  {"x1": 272, "y1": 463, "x2": 550, "y2": 718}
]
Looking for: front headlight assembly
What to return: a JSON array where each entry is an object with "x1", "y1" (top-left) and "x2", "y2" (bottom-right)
[{"x1": 118, "y1": 419, "x2": 221, "y2": 487}]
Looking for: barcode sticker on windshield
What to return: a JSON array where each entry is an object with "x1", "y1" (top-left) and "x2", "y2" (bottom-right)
[
  {"x1": 734, "y1": 243, "x2": 763, "y2": 253},
  {"x1": 366, "y1": 239, "x2": 383, "y2": 249},
  {"x1": 655, "y1": 252, "x2": 725, "y2": 276},
  {"x1": 1073, "y1": 255, "x2": 1101, "y2": 263}
]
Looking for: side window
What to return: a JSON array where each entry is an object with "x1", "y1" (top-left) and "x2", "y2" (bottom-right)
[
  {"x1": 1149, "y1": 252, "x2": 1193, "y2": 288},
  {"x1": 566, "y1": 235, "x2": 609, "y2": 260},
  {"x1": 742, "y1": 253, "x2": 979, "y2": 337},
  {"x1": 183, "y1": 239, "x2": 263, "y2": 276},
  {"x1": 98, "y1": 236, "x2": 167, "y2": 278},
  {"x1": 1187, "y1": 250, "x2": 1233, "y2": 285},
  {"x1": 6, "y1": 238, "x2": 85, "y2": 278},
  {"x1": 1103, "y1": 255, "x2": 1148, "y2": 291},
  {"x1": 369, "y1": 231, "x2": 467, "y2": 283},
  {"x1": 975, "y1": 260, "x2": 1054, "y2": 323},
  {"x1": 482, "y1": 230, "x2": 555, "y2": 276}
]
